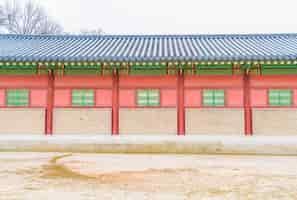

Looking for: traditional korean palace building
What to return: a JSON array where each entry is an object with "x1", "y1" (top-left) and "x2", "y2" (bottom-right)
[{"x1": 1, "y1": 33, "x2": 297, "y2": 135}]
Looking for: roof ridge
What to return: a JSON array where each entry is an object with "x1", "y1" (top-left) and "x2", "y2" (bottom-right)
[{"x1": 1, "y1": 33, "x2": 297, "y2": 40}]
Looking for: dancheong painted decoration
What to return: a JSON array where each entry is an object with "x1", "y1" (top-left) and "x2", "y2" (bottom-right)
[{"x1": 1, "y1": 33, "x2": 297, "y2": 135}]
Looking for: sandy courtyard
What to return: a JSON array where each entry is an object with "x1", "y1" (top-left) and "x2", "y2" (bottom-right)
[{"x1": 0, "y1": 153, "x2": 296, "y2": 200}]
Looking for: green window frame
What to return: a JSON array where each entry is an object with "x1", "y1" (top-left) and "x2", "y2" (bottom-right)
[
  {"x1": 6, "y1": 89, "x2": 29, "y2": 106},
  {"x1": 203, "y1": 89, "x2": 225, "y2": 106},
  {"x1": 72, "y1": 89, "x2": 95, "y2": 106},
  {"x1": 137, "y1": 89, "x2": 160, "y2": 106},
  {"x1": 269, "y1": 89, "x2": 292, "y2": 106}
]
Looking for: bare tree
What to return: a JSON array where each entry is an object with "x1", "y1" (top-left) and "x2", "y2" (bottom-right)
[
  {"x1": 0, "y1": 5, "x2": 5, "y2": 25},
  {"x1": 0, "y1": 0, "x2": 63, "y2": 34}
]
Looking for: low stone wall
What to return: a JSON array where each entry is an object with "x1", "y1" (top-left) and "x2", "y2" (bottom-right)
[
  {"x1": 186, "y1": 108, "x2": 244, "y2": 135},
  {"x1": 0, "y1": 108, "x2": 45, "y2": 134},
  {"x1": 253, "y1": 108, "x2": 297, "y2": 135},
  {"x1": 1, "y1": 135, "x2": 297, "y2": 155},
  {"x1": 119, "y1": 108, "x2": 177, "y2": 134},
  {"x1": 53, "y1": 108, "x2": 111, "y2": 134}
]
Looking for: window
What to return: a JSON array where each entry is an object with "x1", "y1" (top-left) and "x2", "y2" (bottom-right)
[
  {"x1": 72, "y1": 89, "x2": 94, "y2": 106},
  {"x1": 6, "y1": 89, "x2": 29, "y2": 106},
  {"x1": 137, "y1": 89, "x2": 160, "y2": 106},
  {"x1": 203, "y1": 89, "x2": 225, "y2": 106},
  {"x1": 269, "y1": 89, "x2": 292, "y2": 106}
]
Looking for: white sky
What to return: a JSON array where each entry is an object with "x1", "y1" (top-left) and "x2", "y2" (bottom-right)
[{"x1": 29, "y1": 0, "x2": 297, "y2": 34}]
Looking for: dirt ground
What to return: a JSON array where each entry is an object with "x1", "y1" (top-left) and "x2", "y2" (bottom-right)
[{"x1": 0, "y1": 153, "x2": 297, "y2": 200}]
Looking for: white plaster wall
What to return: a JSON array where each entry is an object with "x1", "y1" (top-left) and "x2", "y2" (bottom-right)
[
  {"x1": 54, "y1": 108, "x2": 111, "y2": 134},
  {"x1": 119, "y1": 108, "x2": 177, "y2": 134},
  {"x1": 0, "y1": 108, "x2": 45, "y2": 134},
  {"x1": 253, "y1": 108, "x2": 297, "y2": 135},
  {"x1": 186, "y1": 108, "x2": 244, "y2": 135}
]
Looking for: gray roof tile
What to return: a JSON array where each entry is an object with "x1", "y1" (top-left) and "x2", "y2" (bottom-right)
[{"x1": 1, "y1": 33, "x2": 297, "y2": 62}]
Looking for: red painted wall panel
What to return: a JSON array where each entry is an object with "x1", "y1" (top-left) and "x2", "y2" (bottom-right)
[
  {"x1": 293, "y1": 90, "x2": 297, "y2": 106},
  {"x1": 0, "y1": 89, "x2": 5, "y2": 106},
  {"x1": 55, "y1": 76, "x2": 112, "y2": 88},
  {"x1": 31, "y1": 89, "x2": 47, "y2": 107},
  {"x1": 250, "y1": 75, "x2": 297, "y2": 88},
  {"x1": 184, "y1": 75, "x2": 243, "y2": 88},
  {"x1": 184, "y1": 89, "x2": 201, "y2": 107},
  {"x1": 119, "y1": 90, "x2": 135, "y2": 107},
  {"x1": 54, "y1": 89, "x2": 71, "y2": 106},
  {"x1": 227, "y1": 89, "x2": 243, "y2": 107},
  {"x1": 0, "y1": 75, "x2": 48, "y2": 88},
  {"x1": 96, "y1": 89, "x2": 112, "y2": 106},
  {"x1": 161, "y1": 89, "x2": 177, "y2": 107},
  {"x1": 250, "y1": 89, "x2": 267, "y2": 107},
  {"x1": 120, "y1": 75, "x2": 177, "y2": 88},
  {"x1": 6, "y1": 75, "x2": 297, "y2": 109}
]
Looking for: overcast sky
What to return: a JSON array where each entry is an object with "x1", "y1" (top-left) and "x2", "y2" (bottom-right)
[{"x1": 29, "y1": 0, "x2": 297, "y2": 34}]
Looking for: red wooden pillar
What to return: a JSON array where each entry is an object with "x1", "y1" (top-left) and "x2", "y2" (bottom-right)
[
  {"x1": 177, "y1": 68, "x2": 185, "y2": 135},
  {"x1": 243, "y1": 69, "x2": 253, "y2": 136},
  {"x1": 112, "y1": 68, "x2": 119, "y2": 135},
  {"x1": 45, "y1": 69, "x2": 54, "y2": 135}
]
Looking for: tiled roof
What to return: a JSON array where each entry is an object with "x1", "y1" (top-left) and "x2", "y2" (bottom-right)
[{"x1": 1, "y1": 33, "x2": 297, "y2": 62}]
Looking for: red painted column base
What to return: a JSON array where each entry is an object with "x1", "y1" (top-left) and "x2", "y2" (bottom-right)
[{"x1": 244, "y1": 108, "x2": 253, "y2": 136}]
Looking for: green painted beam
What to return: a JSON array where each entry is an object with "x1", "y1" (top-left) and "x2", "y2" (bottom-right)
[
  {"x1": 262, "y1": 64, "x2": 297, "y2": 69},
  {"x1": 0, "y1": 60, "x2": 297, "y2": 70}
]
